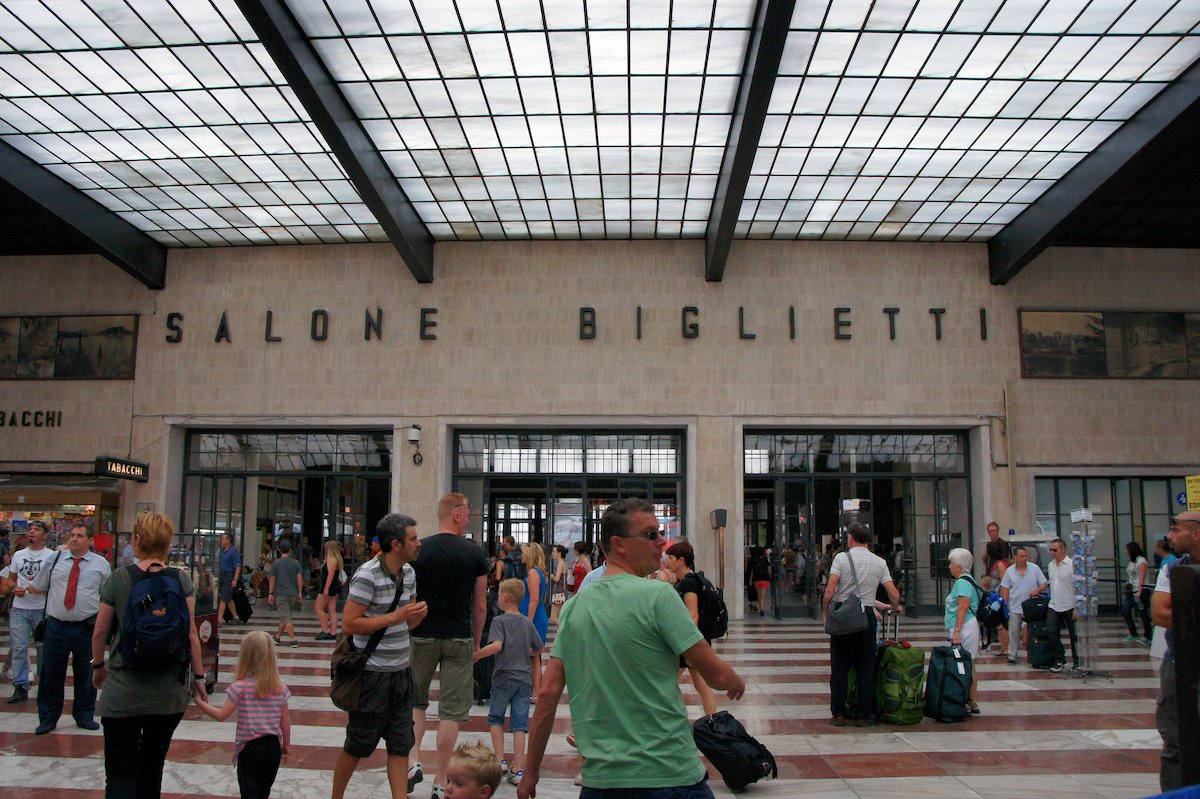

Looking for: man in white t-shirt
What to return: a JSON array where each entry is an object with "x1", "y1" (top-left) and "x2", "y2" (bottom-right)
[
  {"x1": 821, "y1": 523, "x2": 901, "y2": 727},
  {"x1": 1150, "y1": 510, "x2": 1200, "y2": 792},
  {"x1": 5, "y1": 522, "x2": 54, "y2": 703},
  {"x1": 998, "y1": 545, "x2": 1048, "y2": 665},
  {"x1": 1045, "y1": 537, "x2": 1078, "y2": 672}
]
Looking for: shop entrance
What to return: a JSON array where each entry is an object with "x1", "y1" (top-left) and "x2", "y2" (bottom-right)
[{"x1": 744, "y1": 431, "x2": 972, "y2": 618}]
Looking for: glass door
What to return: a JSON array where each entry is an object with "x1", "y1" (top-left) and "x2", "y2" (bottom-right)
[{"x1": 778, "y1": 479, "x2": 816, "y2": 618}]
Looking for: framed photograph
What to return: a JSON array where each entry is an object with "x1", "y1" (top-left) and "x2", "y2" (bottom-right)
[
  {"x1": 1104, "y1": 312, "x2": 1186, "y2": 378},
  {"x1": 0, "y1": 318, "x2": 18, "y2": 379},
  {"x1": 16, "y1": 316, "x2": 59, "y2": 378},
  {"x1": 55, "y1": 315, "x2": 138, "y2": 379},
  {"x1": 1020, "y1": 311, "x2": 1106, "y2": 378}
]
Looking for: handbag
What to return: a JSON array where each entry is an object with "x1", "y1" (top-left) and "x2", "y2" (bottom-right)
[
  {"x1": 551, "y1": 591, "x2": 566, "y2": 606},
  {"x1": 824, "y1": 550, "x2": 869, "y2": 636},
  {"x1": 330, "y1": 573, "x2": 403, "y2": 712},
  {"x1": 33, "y1": 551, "x2": 63, "y2": 644}
]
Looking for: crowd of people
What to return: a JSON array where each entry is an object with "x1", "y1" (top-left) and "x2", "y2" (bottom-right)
[{"x1": 0, "y1": 503, "x2": 1195, "y2": 798}]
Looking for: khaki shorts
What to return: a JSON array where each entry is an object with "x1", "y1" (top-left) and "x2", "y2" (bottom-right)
[
  {"x1": 276, "y1": 597, "x2": 295, "y2": 621},
  {"x1": 410, "y1": 637, "x2": 474, "y2": 721}
]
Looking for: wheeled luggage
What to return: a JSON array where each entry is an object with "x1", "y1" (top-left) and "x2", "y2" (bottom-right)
[
  {"x1": 924, "y1": 645, "x2": 972, "y2": 723},
  {"x1": 693, "y1": 710, "x2": 777, "y2": 793},
  {"x1": 1027, "y1": 619, "x2": 1062, "y2": 669},
  {"x1": 221, "y1": 582, "x2": 254, "y2": 624},
  {"x1": 874, "y1": 613, "x2": 925, "y2": 726}
]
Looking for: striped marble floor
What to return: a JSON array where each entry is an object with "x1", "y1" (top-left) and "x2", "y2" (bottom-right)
[{"x1": 0, "y1": 611, "x2": 1163, "y2": 799}]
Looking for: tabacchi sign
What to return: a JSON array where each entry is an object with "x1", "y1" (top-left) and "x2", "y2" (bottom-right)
[{"x1": 95, "y1": 456, "x2": 149, "y2": 483}]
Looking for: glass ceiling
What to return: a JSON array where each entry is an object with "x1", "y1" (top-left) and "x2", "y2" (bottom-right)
[{"x1": 0, "y1": 0, "x2": 1197, "y2": 247}]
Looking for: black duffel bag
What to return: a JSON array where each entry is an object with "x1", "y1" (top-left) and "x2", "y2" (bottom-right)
[{"x1": 1021, "y1": 594, "x2": 1049, "y2": 622}]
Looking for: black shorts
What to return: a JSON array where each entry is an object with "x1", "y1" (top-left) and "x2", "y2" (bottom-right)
[{"x1": 343, "y1": 668, "x2": 416, "y2": 758}]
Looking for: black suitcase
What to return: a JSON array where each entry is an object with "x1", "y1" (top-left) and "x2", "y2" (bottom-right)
[
  {"x1": 1021, "y1": 595, "x2": 1048, "y2": 622},
  {"x1": 924, "y1": 645, "x2": 972, "y2": 723},
  {"x1": 1027, "y1": 619, "x2": 1061, "y2": 669},
  {"x1": 225, "y1": 583, "x2": 253, "y2": 624},
  {"x1": 693, "y1": 710, "x2": 777, "y2": 793}
]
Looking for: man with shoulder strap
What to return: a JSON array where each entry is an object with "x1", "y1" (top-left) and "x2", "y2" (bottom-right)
[
  {"x1": 1045, "y1": 537, "x2": 1079, "y2": 672},
  {"x1": 5, "y1": 521, "x2": 53, "y2": 704},
  {"x1": 822, "y1": 523, "x2": 901, "y2": 728},
  {"x1": 333, "y1": 514, "x2": 428, "y2": 799},
  {"x1": 29, "y1": 523, "x2": 111, "y2": 734},
  {"x1": 1151, "y1": 510, "x2": 1200, "y2": 792}
]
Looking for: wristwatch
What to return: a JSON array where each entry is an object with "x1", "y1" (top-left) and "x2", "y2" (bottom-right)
[
  {"x1": 193, "y1": 672, "x2": 206, "y2": 681},
  {"x1": 90, "y1": 659, "x2": 105, "y2": 669}
]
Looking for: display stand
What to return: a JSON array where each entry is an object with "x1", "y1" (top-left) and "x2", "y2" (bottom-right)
[{"x1": 1061, "y1": 507, "x2": 1112, "y2": 683}]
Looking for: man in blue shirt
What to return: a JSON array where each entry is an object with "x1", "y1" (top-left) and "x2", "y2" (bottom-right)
[
  {"x1": 1151, "y1": 511, "x2": 1200, "y2": 792},
  {"x1": 217, "y1": 532, "x2": 242, "y2": 626}
]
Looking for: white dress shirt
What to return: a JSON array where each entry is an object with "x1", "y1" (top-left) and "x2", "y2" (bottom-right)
[{"x1": 31, "y1": 549, "x2": 112, "y2": 621}]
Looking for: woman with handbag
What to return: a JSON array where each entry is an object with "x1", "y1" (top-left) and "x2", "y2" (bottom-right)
[
  {"x1": 548, "y1": 545, "x2": 568, "y2": 626},
  {"x1": 821, "y1": 524, "x2": 901, "y2": 727}
]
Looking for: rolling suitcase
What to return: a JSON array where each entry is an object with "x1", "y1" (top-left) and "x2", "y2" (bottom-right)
[
  {"x1": 221, "y1": 583, "x2": 254, "y2": 624},
  {"x1": 874, "y1": 613, "x2": 925, "y2": 726},
  {"x1": 1027, "y1": 619, "x2": 1061, "y2": 669},
  {"x1": 924, "y1": 645, "x2": 972, "y2": 723},
  {"x1": 693, "y1": 710, "x2": 777, "y2": 793}
]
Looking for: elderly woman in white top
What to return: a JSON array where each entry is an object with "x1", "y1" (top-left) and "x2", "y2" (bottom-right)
[{"x1": 944, "y1": 547, "x2": 983, "y2": 714}]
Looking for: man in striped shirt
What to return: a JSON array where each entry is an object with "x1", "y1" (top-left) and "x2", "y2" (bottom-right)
[{"x1": 332, "y1": 514, "x2": 429, "y2": 799}]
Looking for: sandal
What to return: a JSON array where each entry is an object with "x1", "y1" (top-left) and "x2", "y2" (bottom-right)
[
  {"x1": 968, "y1": 702, "x2": 980, "y2": 715},
  {"x1": 566, "y1": 733, "x2": 577, "y2": 748}
]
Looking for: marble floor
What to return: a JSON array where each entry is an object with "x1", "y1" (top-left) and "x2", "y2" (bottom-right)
[{"x1": 0, "y1": 610, "x2": 1165, "y2": 799}]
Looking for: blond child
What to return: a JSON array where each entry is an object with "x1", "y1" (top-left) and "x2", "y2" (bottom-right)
[
  {"x1": 444, "y1": 741, "x2": 502, "y2": 799},
  {"x1": 195, "y1": 631, "x2": 292, "y2": 799},
  {"x1": 472, "y1": 578, "x2": 544, "y2": 785}
]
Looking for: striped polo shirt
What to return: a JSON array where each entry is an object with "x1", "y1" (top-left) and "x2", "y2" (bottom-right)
[{"x1": 347, "y1": 556, "x2": 415, "y2": 671}]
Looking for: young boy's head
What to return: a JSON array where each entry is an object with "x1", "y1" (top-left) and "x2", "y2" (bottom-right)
[
  {"x1": 498, "y1": 578, "x2": 525, "y2": 610},
  {"x1": 445, "y1": 741, "x2": 502, "y2": 799}
]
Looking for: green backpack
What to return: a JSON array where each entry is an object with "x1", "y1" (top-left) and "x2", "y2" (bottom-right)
[{"x1": 875, "y1": 642, "x2": 926, "y2": 725}]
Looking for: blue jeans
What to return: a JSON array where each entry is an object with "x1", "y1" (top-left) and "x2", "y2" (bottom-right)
[
  {"x1": 9, "y1": 607, "x2": 44, "y2": 690},
  {"x1": 487, "y1": 677, "x2": 532, "y2": 732},
  {"x1": 580, "y1": 779, "x2": 714, "y2": 799},
  {"x1": 38, "y1": 616, "x2": 97, "y2": 726}
]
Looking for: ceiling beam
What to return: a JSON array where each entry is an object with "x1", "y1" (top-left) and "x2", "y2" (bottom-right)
[
  {"x1": 704, "y1": 0, "x2": 796, "y2": 282},
  {"x1": 236, "y1": 0, "x2": 435, "y2": 283},
  {"x1": 0, "y1": 139, "x2": 167, "y2": 289},
  {"x1": 989, "y1": 56, "x2": 1200, "y2": 285}
]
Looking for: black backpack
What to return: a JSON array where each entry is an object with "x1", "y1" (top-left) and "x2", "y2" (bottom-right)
[
  {"x1": 693, "y1": 571, "x2": 729, "y2": 641},
  {"x1": 693, "y1": 710, "x2": 777, "y2": 792},
  {"x1": 501, "y1": 551, "x2": 526, "y2": 581},
  {"x1": 958, "y1": 575, "x2": 1000, "y2": 628}
]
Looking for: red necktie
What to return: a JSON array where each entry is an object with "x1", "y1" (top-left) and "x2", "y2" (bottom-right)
[{"x1": 64, "y1": 556, "x2": 81, "y2": 610}]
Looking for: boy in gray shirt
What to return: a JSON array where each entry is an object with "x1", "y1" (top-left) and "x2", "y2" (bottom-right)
[{"x1": 473, "y1": 578, "x2": 543, "y2": 786}]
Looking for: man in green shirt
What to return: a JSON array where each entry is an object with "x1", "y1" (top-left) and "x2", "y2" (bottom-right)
[{"x1": 517, "y1": 498, "x2": 745, "y2": 799}]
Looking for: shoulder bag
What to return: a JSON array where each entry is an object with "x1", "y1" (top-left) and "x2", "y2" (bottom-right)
[
  {"x1": 330, "y1": 572, "x2": 403, "y2": 712},
  {"x1": 824, "y1": 551, "x2": 869, "y2": 636},
  {"x1": 33, "y1": 551, "x2": 63, "y2": 643}
]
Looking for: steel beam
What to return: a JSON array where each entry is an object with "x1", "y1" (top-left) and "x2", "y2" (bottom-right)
[
  {"x1": 705, "y1": 0, "x2": 796, "y2": 282},
  {"x1": 0, "y1": 140, "x2": 167, "y2": 289},
  {"x1": 237, "y1": 0, "x2": 435, "y2": 283},
  {"x1": 989, "y1": 56, "x2": 1200, "y2": 284}
]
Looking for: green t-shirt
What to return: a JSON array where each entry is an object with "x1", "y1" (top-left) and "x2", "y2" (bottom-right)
[
  {"x1": 944, "y1": 575, "x2": 981, "y2": 631},
  {"x1": 97, "y1": 565, "x2": 194, "y2": 718},
  {"x1": 553, "y1": 573, "x2": 704, "y2": 789}
]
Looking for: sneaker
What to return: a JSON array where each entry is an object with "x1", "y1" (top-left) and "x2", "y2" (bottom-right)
[
  {"x1": 272, "y1": 635, "x2": 281, "y2": 645},
  {"x1": 1006, "y1": 656, "x2": 1016, "y2": 665},
  {"x1": 854, "y1": 718, "x2": 877, "y2": 728},
  {"x1": 290, "y1": 640, "x2": 300, "y2": 648},
  {"x1": 574, "y1": 773, "x2": 584, "y2": 786},
  {"x1": 1122, "y1": 635, "x2": 1139, "y2": 642},
  {"x1": 407, "y1": 763, "x2": 423, "y2": 792},
  {"x1": 7, "y1": 687, "x2": 28, "y2": 704},
  {"x1": 1050, "y1": 662, "x2": 1065, "y2": 673},
  {"x1": 969, "y1": 702, "x2": 981, "y2": 715},
  {"x1": 830, "y1": 715, "x2": 845, "y2": 727},
  {"x1": 507, "y1": 771, "x2": 523, "y2": 786},
  {"x1": 500, "y1": 759, "x2": 509, "y2": 775},
  {"x1": 431, "y1": 785, "x2": 442, "y2": 799},
  {"x1": 1141, "y1": 637, "x2": 1153, "y2": 646}
]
